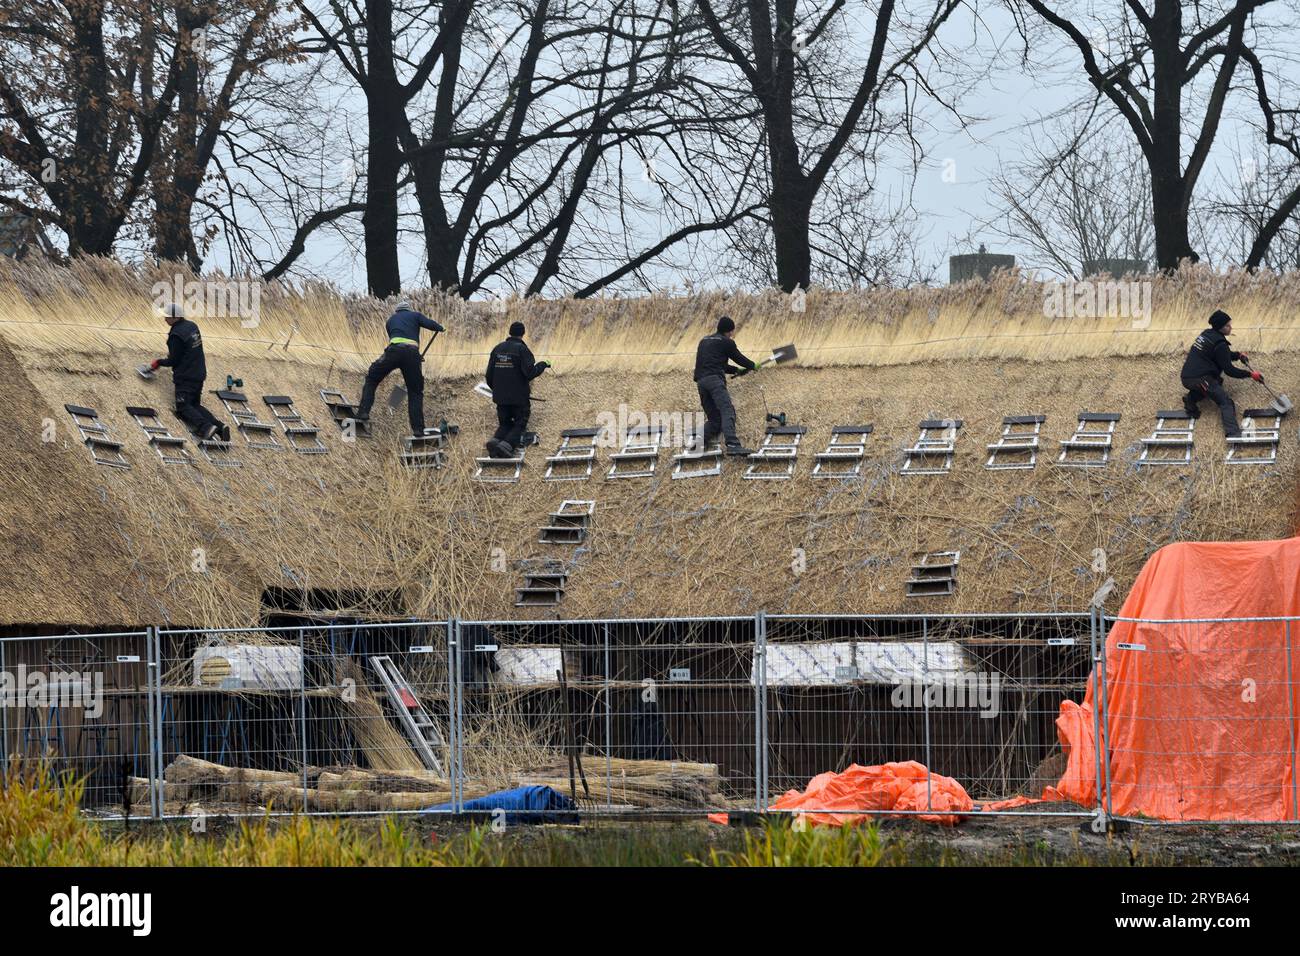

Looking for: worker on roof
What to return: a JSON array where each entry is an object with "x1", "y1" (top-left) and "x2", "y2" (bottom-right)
[
  {"x1": 351, "y1": 301, "x2": 445, "y2": 437},
  {"x1": 485, "y1": 321, "x2": 549, "y2": 458},
  {"x1": 693, "y1": 315, "x2": 760, "y2": 455},
  {"x1": 1180, "y1": 309, "x2": 1261, "y2": 438},
  {"x1": 148, "y1": 303, "x2": 229, "y2": 443}
]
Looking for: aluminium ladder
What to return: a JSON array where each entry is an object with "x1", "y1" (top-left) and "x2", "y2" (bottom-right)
[{"x1": 367, "y1": 655, "x2": 446, "y2": 777}]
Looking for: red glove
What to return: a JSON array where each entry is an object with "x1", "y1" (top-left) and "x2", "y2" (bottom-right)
[
  {"x1": 150, "y1": 359, "x2": 161, "y2": 371},
  {"x1": 1251, "y1": 371, "x2": 1264, "y2": 382},
  {"x1": 1238, "y1": 351, "x2": 1249, "y2": 362}
]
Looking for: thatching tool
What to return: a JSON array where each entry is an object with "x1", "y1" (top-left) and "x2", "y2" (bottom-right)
[
  {"x1": 135, "y1": 365, "x2": 156, "y2": 381},
  {"x1": 759, "y1": 343, "x2": 798, "y2": 368},
  {"x1": 1242, "y1": 358, "x2": 1292, "y2": 415},
  {"x1": 420, "y1": 328, "x2": 441, "y2": 360}
]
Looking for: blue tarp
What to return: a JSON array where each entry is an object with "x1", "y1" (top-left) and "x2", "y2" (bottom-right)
[{"x1": 424, "y1": 785, "x2": 579, "y2": 823}]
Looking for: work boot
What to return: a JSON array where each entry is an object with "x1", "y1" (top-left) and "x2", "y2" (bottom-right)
[
  {"x1": 218, "y1": 423, "x2": 232, "y2": 443},
  {"x1": 202, "y1": 423, "x2": 220, "y2": 441},
  {"x1": 1182, "y1": 403, "x2": 1201, "y2": 419},
  {"x1": 725, "y1": 444, "x2": 755, "y2": 456},
  {"x1": 486, "y1": 439, "x2": 513, "y2": 459},
  {"x1": 1225, "y1": 428, "x2": 1242, "y2": 439}
]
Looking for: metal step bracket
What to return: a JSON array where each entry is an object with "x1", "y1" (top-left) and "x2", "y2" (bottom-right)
[
  {"x1": 985, "y1": 414, "x2": 1045, "y2": 470},
  {"x1": 262, "y1": 395, "x2": 327, "y2": 454},
  {"x1": 744, "y1": 424, "x2": 807, "y2": 480},
  {"x1": 214, "y1": 389, "x2": 282, "y2": 450},
  {"x1": 1056, "y1": 412, "x2": 1120, "y2": 468},
  {"x1": 64, "y1": 404, "x2": 130, "y2": 469}
]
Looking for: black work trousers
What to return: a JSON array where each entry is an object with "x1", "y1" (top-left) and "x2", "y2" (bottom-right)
[
  {"x1": 358, "y1": 344, "x2": 424, "y2": 435},
  {"x1": 1182, "y1": 375, "x2": 1239, "y2": 434},
  {"x1": 493, "y1": 401, "x2": 531, "y2": 450},
  {"x1": 174, "y1": 379, "x2": 222, "y2": 436}
]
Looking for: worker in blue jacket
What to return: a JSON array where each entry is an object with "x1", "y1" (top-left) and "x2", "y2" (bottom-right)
[{"x1": 353, "y1": 302, "x2": 445, "y2": 436}]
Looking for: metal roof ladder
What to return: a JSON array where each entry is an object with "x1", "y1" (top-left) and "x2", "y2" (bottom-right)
[
  {"x1": 812, "y1": 425, "x2": 873, "y2": 478},
  {"x1": 985, "y1": 415, "x2": 1045, "y2": 470},
  {"x1": 1056, "y1": 412, "x2": 1120, "y2": 468},
  {"x1": 1225, "y1": 408, "x2": 1281, "y2": 465},
  {"x1": 319, "y1": 389, "x2": 371, "y2": 437},
  {"x1": 367, "y1": 655, "x2": 446, "y2": 777},
  {"x1": 214, "y1": 389, "x2": 282, "y2": 450},
  {"x1": 544, "y1": 427, "x2": 601, "y2": 481},
  {"x1": 401, "y1": 431, "x2": 446, "y2": 470},
  {"x1": 744, "y1": 424, "x2": 807, "y2": 480},
  {"x1": 671, "y1": 428, "x2": 723, "y2": 479},
  {"x1": 64, "y1": 404, "x2": 130, "y2": 469},
  {"x1": 262, "y1": 395, "x2": 327, "y2": 454},
  {"x1": 515, "y1": 560, "x2": 568, "y2": 607},
  {"x1": 906, "y1": 550, "x2": 960, "y2": 597},
  {"x1": 1137, "y1": 410, "x2": 1195, "y2": 466},
  {"x1": 606, "y1": 425, "x2": 666, "y2": 479},
  {"x1": 126, "y1": 406, "x2": 195, "y2": 466},
  {"x1": 902, "y1": 419, "x2": 962, "y2": 475},
  {"x1": 473, "y1": 432, "x2": 537, "y2": 483},
  {"x1": 540, "y1": 500, "x2": 595, "y2": 545}
]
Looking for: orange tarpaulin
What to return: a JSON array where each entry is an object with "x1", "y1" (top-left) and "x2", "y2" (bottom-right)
[
  {"x1": 1053, "y1": 538, "x2": 1300, "y2": 821},
  {"x1": 770, "y1": 761, "x2": 975, "y2": 826}
]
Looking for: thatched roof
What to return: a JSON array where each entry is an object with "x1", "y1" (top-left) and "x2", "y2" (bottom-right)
[{"x1": 1, "y1": 258, "x2": 1297, "y2": 629}]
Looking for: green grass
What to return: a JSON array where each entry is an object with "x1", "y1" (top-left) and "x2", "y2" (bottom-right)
[{"x1": 0, "y1": 763, "x2": 1208, "y2": 866}]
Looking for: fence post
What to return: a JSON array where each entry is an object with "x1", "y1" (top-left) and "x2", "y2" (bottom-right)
[
  {"x1": 754, "y1": 611, "x2": 767, "y2": 812},
  {"x1": 147, "y1": 626, "x2": 162, "y2": 820},
  {"x1": 1089, "y1": 607, "x2": 1103, "y2": 819},
  {"x1": 1, "y1": 640, "x2": 8, "y2": 787},
  {"x1": 603, "y1": 622, "x2": 612, "y2": 811},
  {"x1": 1096, "y1": 611, "x2": 1113, "y2": 819},
  {"x1": 298, "y1": 627, "x2": 308, "y2": 813},
  {"x1": 921, "y1": 616, "x2": 933, "y2": 812},
  {"x1": 447, "y1": 617, "x2": 461, "y2": 813},
  {"x1": 1288, "y1": 619, "x2": 1297, "y2": 821}
]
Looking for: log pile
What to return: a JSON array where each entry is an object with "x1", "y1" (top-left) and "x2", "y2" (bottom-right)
[{"x1": 141, "y1": 754, "x2": 738, "y2": 814}]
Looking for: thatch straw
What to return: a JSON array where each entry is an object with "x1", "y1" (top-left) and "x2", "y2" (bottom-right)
[{"x1": 0, "y1": 257, "x2": 1297, "y2": 629}]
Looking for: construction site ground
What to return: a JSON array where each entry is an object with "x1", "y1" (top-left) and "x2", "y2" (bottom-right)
[{"x1": 90, "y1": 810, "x2": 1300, "y2": 865}]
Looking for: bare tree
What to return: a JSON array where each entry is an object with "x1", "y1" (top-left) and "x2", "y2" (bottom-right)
[
  {"x1": 693, "y1": 0, "x2": 962, "y2": 291},
  {"x1": 984, "y1": 114, "x2": 1153, "y2": 277},
  {"x1": 1011, "y1": 0, "x2": 1300, "y2": 272},
  {"x1": 149, "y1": 0, "x2": 301, "y2": 269},
  {"x1": 0, "y1": 0, "x2": 185, "y2": 255}
]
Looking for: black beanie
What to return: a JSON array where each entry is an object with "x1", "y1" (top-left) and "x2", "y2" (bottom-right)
[
  {"x1": 717, "y1": 316, "x2": 735, "y2": 334},
  {"x1": 509, "y1": 321, "x2": 525, "y2": 337},
  {"x1": 1209, "y1": 310, "x2": 1231, "y2": 330}
]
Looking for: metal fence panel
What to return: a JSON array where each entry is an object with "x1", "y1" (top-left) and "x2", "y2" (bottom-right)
[
  {"x1": 0, "y1": 630, "x2": 153, "y2": 812},
  {"x1": 1101, "y1": 614, "x2": 1300, "y2": 824},
  {"x1": 40, "y1": 612, "x2": 1300, "y2": 824}
]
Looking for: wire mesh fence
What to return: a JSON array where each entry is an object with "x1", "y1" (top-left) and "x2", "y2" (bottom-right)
[
  {"x1": 8, "y1": 611, "x2": 1300, "y2": 823},
  {"x1": 0, "y1": 630, "x2": 154, "y2": 810}
]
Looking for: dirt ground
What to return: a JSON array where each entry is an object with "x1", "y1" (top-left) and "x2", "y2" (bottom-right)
[{"x1": 94, "y1": 807, "x2": 1300, "y2": 866}]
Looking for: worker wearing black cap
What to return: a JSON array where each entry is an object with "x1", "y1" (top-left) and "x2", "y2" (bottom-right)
[
  {"x1": 485, "y1": 321, "x2": 549, "y2": 458},
  {"x1": 1180, "y1": 309, "x2": 1261, "y2": 437},
  {"x1": 352, "y1": 301, "x2": 445, "y2": 437},
  {"x1": 693, "y1": 315, "x2": 760, "y2": 455}
]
